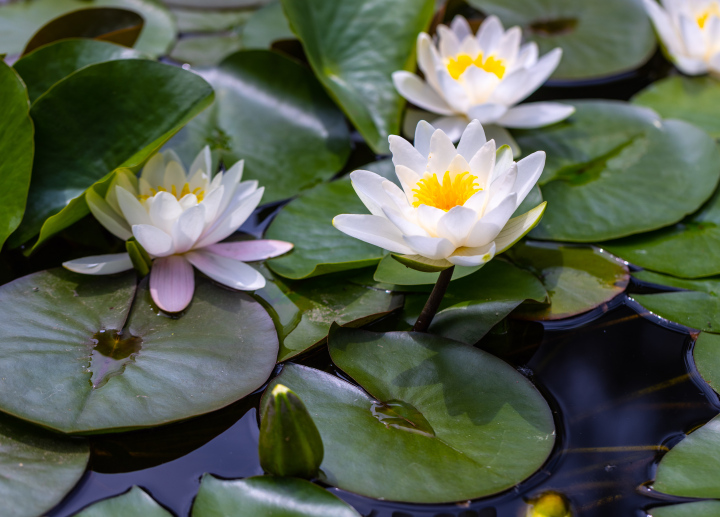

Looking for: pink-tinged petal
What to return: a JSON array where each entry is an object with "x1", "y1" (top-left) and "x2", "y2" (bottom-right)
[
  {"x1": 185, "y1": 250, "x2": 266, "y2": 291},
  {"x1": 63, "y1": 253, "x2": 134, "y2": 275},
  {"x1": 133, "y1": 224, "x2": 175, "y2": 257},
  {"x1": 150, "y1": 255, "x2": 195, "y2": 313},
  {"x1": 204, "y1": 240, "x2": 294, "y2": 262}
]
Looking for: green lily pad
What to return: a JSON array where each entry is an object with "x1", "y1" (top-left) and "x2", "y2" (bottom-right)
[
  {"x1": 167, "y1": 50, "x2": 349, "y2": 204},
  {"x1": 263, "y1": 327, "x2": 555, "y2": 503},
  {"x1": 403, "y1": 259, "x2": 547, "y2": 344},
  {"x1": 506, "y1": 241, "x2": 629, "y2": 320},
  {"x1": 74, "y1": 486, "x2": 171, "y2": 517},
  {"x1": 372, "y1": 255, "x2": 481, "y2": 286},
  {"x1": 166, "y1": 0, "x2": 269, "y2": 7},
  {"x1": 170, "y1": 34, "x2": 244, "y2": 66},
  {"x1": 694, "y1": 333, "x2": 720, "y2": 396},
  {"x1": 0, "y1": 62, "x2": 33, "y2": 251},
  {"x1": 654, "y1": 413, "x2": 720, "y2": 498},
  {"x1": 633, "y1": 76, "x2": 720, "y2": 139},
  {"x1": 13, "y1": 39, "x2": 145, "y2": 103},
  {"x1": 0, "y1": 0, "x2": 176, "y2": 58},
  {"x1": 172, "y1": 8, "x2": 251, "y2": 33},
  {"x1": 254, "y1": 267, "x2": 402, "y2": 361},
  {"x1": 280, "y1": 0, "x2": 435, "y2": 154},
  {"x1": 515, "y1": 101, "x2": 720, "y2": 242},
  {"x1": 0, "y1": 269, "x2": 278, "y2": 434},
  {"x1": 241, "y1": 1, "x2": 293, "y2": 49},
  {"x1": 649, "y1": 502, "x2": 720, "y2": 517},
  {"x1": 632, "y1": 270, "x2": 720, "y2": 333},
  {"x1": 0, "y1": 412, "x2": 89, "y2": 517},
  {"x1": 10, "y1": 59, "x2": 213, "y2": 249},
  {"x1": 468, "y1": 0, "x2": 655, "y2": 80},
  {"x1": 192, "y1": 475, "x2": 361, "y2": 517}
]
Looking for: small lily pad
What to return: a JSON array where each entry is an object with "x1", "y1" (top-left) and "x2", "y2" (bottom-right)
[
  {"x1": 506, "y1": 241, "x2": 629, "y2": 320},
  {"x1": 263, "y1": 327, "x2": 555, "y2": 503},
  {"x1": 241, "y1": 1, "x2": 294, "y2": 49},
  {"x1": 649, "y1": 501, "x2": 720, "y2": 517},
  {"x1": 516, "y1": 101, "x2": 720, "y2": 242},
  {"x1": 170, "y1": 34, "x2": 244, "y2": 66},
  {"x1": 74, "y1": 486, "x2": 171, "y2": 517},
  {"x1": 693, "y1": 333, "x2": 720, "y2": 395},
  {"x1": 0, "y1": 269, "x2": 278, "y2": 434},
  {"x1": 191, "y1": 475, "x2": 361, "y2": 517}
]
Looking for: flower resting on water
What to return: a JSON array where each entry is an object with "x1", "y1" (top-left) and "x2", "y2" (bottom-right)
[
  {"x1": 63, "y1": 147, "x2": 293, "y2": 313},
  {"x1": 643, "y1": 0, "x2": 720, "y2": 75},
  {"x1": 391, "y1": 15, "x2": 574, "y2": 145},
  {"x1": 332, "y1": 120, "x2": 547, "y2": 270}
]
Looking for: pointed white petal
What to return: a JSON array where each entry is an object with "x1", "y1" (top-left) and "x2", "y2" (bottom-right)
[
  {"x1": 148, "y1": 191, "x2": 183, "y2": 234},
  {"x1": 189, "y1": 145, "x2": 212, "y2": 178},
  {"x1": 383, "y1": 206, "x2": 428, "y2": 237},
  {"x1": 427, "y1": 128, "x2": 459, "y2": 175},
  {"x1": 414, "y1": 119, "x2": 435, "y2": 158},
  {"x1": 204, "y1": 240, "x2": 294, "y2": 261},
  {"x1": 63, "y1": 253, "x2": 134, "y2": 275},
  {"x1": 390, "y1": 135, "x2": 427, "y2": 174},
  {"x1": 417, "y1": 33, "x2": 443, "y2": 92},
  {"x1": 86, "y1": 188, "x2": 132, "y2": 240},
  {"x1": 497, "y1": 102, "x2": 575, "y2": 128},
  {"x1": 332, "y1": 214, "x2": 414, "y2": 254},
  {"x1": 493, "y1": 48, "x2": 562, "y2": 106},
  {"x1": 430, "y1": 116, "x2": 470, "y2": 143},
  {"x1": 149, "y1": 255, "x2": 195, "y2": 313},
  {"x1": 469, "y1": 139, "x2": 497, "y2": 187},
  {"x1": 133, "y1": 224, "x2": 175, "y2": 257},
  {"x1": 466, "y1": 102, "x2": 508, "y2": 125},
  {"x1": 466, "y1": 194, "x2": 517, "y2": 247},
  {"x1": 450, "y1": 15, "x2": 473, "y2": 40},
  {"x1": 350, "y1": 169, "x2": 397, "y2": 217},
  {"x1": 116, "y1": 186, "x2": 152, "y2": 226},
  {"x1": 393, "y1": 71, "x2": 455, "y2": 116},
  {"x1": 476, "y1": 15, "x2": 504, "y2": 54},
  {"x1": 416, "y1": 204, "x2": 446, "y2": 234},
  {"x1": 456, "y1": 119, "x2": 487, "y2": 160},
  {"x1": 403, "y1": 234, "x2": 456, "y2": 260},
  {"x1": 185, "y1": 250, "x2": 265, "y2": 291},
  {"x1": 437, "y1": 24, "x2": 461, "y2": 57},
  {"x1": 195, "y1": 187, "x2": 264, "y2": 249},
  {"x1": 495, "y1": 202, "x2": 547, "y2": 253},
  {"x1": 437, "y1": 206, "x2": 477, "y2": 246},
  {"x1": 494, "y1": 26, "x2": 522, "y2": 63},
  {"x1": 448, "y1": 242, "x2": 496, "y2": 266},
  {"x1": 172, "y1": 204, "x2": 206, "y2": 253},
  {"x1": 164, "y1": 160, "x2": 187, "y2": 189},
  {"x1": 514, "y1": 151, "x2": 545, "y2": 208},
  {"x1": 140, "y1": 152, "x2": 165, "y2": 187}
]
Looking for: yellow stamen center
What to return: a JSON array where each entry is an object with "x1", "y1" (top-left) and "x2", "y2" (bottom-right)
[
  {"x1": 698, "y1": 5, "x2": 720, "y2": 28},
  {"x1": 412, "y1": 171, "x2": 481, "y2": 211},
  {"x1": 446, "y1": 53, "x2": 506, "y2": 80},
  {"x1": 138, "y1": 182, "x2": 205, "y2": 202}
]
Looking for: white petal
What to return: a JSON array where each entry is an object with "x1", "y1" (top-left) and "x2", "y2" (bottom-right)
[
  {"x1": 332, "y1": 214, "x2": 414, "y2": 254},
  {"x1": 466, "y1": 103, "x2": 507, "y2": 125},
  {"x1": 674, "y1": 54, "x2": 709, "y2": 75},
  {"x1": 516, "y1": 42, "x2": 539, "y2": 68},
  {"x1": 492, "y1": 145, "x2": 514, "y2": 184},
  {"x1": 179, "y1": 193, "x2": 199, "y2": 211},
  {"x1": 200, "y1": 185, "x2": 224, "y2": 224},
  {"x1": 149, "y1": 191, "x2": 183, "y2": 234},
  {"x1": 463, "y1": 66, "x2": 502, "y2": 106},
  {"x1": 163, "y1": 149, "x2": 183, "y2": 168},
  {"x1": 392, "y1": 71, "x2": 454, "y2": 116},
  {"x1": 390, "y1": 135, "x2": 427, "y2": 174},
  {"x1": 430, "y1": 116, "x2": 470, "y2": 143},
  {"x1": 437, "y1": 68, "x2": 470, "y2": 112},
  {"x1": 172, "y1": 204, "x2": 206, "y2": 253},
  {"x1": 456, "y1": 119, "x2": 487, "y2": 160},
  {"x1": 437, "y1": 206, "x2": 477, "y2": 246},
  {"x1": 679, "y1": 13, "x2": 705, "y2": 56},
  {"x1": 643, "y1": 0, "x2": 684, "y2": 54},
  {"x1": 116, "y1": 186, "x2": 152, "y2": 227},
  {"x1": 494, "y1": 202, "x2": 546, "y2": 254},
  {"x1": 417, "y1": 33, "x2": 443, "y2": 92},
  {"x1": 492, "y1": 48, "x2": 562, "y2": 106},
  {"x1": 447, "y1": 153, "x2": 471, "y2": 175},
  {"x1": 164, "y1": 160, "x2": 187, "y2": 189},
  {"x1": 416, "y1": 204, "x2": 446, "y2": 234},
  {"x1": 514, "y1": 151, "x2": 545, "y2": 208},
  {"x1": 497, "y1": 102, "x2": 574, "y2": 129},
  {"x1": 487, "y1": 169, "x2": 517, "y2": 213},
  {"x1": 450, "y1": 15, "x2": 473, "y2": 41},
  {"x1": 383, "y1": 179, "x2": 415, "y2": 216},
  {"x1": 494, "y1": 26, "x2": 521, "y2": 63},
  {"x1": 448, "y1": 242, "x2": 496, "y2": 266},
  {"x1": 438, "y1": 24, "x2": 461, "y2": 57},
  {"x1": 195, "y1": 187, "x2": 264, "y2": 249},
  {"x1": 476, "y1": 16, "x2": 504, "y2": 54},
  {"x1": 427, "y1": 128, "x2": 459, "y2": 175},
  {"x1": 189, "y1": 145, "x2": 212, "y2": 178},
  {"x1": 215, "y1": 160, "x2": 245, "y2": 216},
  {"x1": 383, "y1": 206, "x2": 428, "y2": 237},
  {"x1": 185, "y1": 250, "x2": 265, "y2": 291},
  {"x1": 149, "y1": 255, "x2": 195, "y2": 313},
  {"x1": 403, "y1": 235, "x2": 456, "y2": 260},
  {"x1": 395, "y1": 165, "x2": 422, "y2": 202},
  {"x1": 140, "y1": 152, "x2": 165, "y2": 187},
  {"x1": 351, "y1": 170, "x2": 395, "y2": 217},
  {"x1": 414, "y1": 119, "x2": 435, "y2": 158},
  {"x1": 133, "y1": 224, "x2": 175, "y2": 257},
  {"x1": 463, "y1": 190, "x2": 487, "y2": 213},
  {"x1": 63, "y1": 253, "x2": 133, "y2": 275},
  {"x1": 466, "y1": 194, "x2": 517, "y2": 247},
  {"x1": 204, "y1": 240, "x2": 294, "y2": 261},
  {"x1": 86, "y1": 188, "x2": 132, "y2": 240},
  {"x1": 469, "y1": 139, "x2": 497, "y2": 187}
]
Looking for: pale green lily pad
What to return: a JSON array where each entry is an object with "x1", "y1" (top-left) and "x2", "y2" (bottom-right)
[
  {"x1": 373, "y1": 255, "x2": 481, "y2": 286},
  {"x1": 0, "y1": 269, "x2": 278, "y2": 434},
  {"x1": 167, "y1": 50, "x2": 349, "y2": 204},
  {"x1": 192, "y1": 475, "x2": 360, "y2": 517},
  {"x1": 254, "y1": 267, "x2": 402, "y2": 361},
  {"x1": 633, "y1": 76, "x2": 720, "y2": 138},
  {"x1": 632, "y1": 270, "x2": 720, "y2": 332},
  {"x1": 0, "y1": 0, "x2": 176, "y2": 58},
  {"x1": 280, "y1": 0, "x2": 435, "y2": 154},
  {"x1": 74, "y1": 486, "x2": 171, "y2": 517},
  {"x1": 0, "y1": 412, "x2": 89, "y2": 517},
  {"x1": 506, "y1": 241, "x2": 629, "y2": 320},
  {"x1": 241, "y1": 1, "x2": 293, "y2": 49},
  {"x1": 654, "y1": 413, "x2": 720, "y2": 498},
  {"x1": 0, "y1": 62, "x2": 33, "y2": 251},
  {"x1": 263, "y1": 327, "x2": 555, "y2": 503},
  {"x1": 403, "y1": 259, "x2": 547, "y2": 344},
  {"x1": 468, "y1": 0, "x2": 655, "y2": 80},
  {"x1": 649, "y1": 501, "x2": 720, "y2": 517},
  {"x1": 170, "y1": 34, "x2": 244, "y2": 66},
  {"x1": 172, "y1": 8, "x2": 251, "y2": 32},
  {"x1": 693, "y1": 332, "x2": 720, "y2": 395},
  {"x1": 516, "y1": 101, "x2": 720, "y2": 242}
]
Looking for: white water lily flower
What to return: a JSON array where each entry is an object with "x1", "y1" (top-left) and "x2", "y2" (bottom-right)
[
  {"x1": 643, "y1": 0, "x2": 720, "y2": 75},
  {"x1": 332, "y1": 120, "x2": 547, "y2": 269},
  {"x1": 392, "y1": 15, "x2": 574, "y2": 147},
  {"x1": 63, "y1": 147, "x2": 293, "y2": 313}
]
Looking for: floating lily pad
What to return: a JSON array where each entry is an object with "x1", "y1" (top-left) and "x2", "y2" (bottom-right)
[
  {"x1": 170, "y1": 34, "x2": 244, "y2": 66},
  {"x1": 254, "y1": 267, "x2": 402, "y2": 361},
  {"x1": 0, "y1": 0, "x2": 176, "y2": 58},
  {"x1": 0, "y1": 412, "x2": 89, "y2": 517},
  {"x1": 13, "y1": 39, "x2": 145, "y2": 103},
  {"x1": 192, "y1": 475, "x2": 361, "y2": 517},
  {"x1": 515, "y1": 101, "x2": 720, "y2": 242},
  {"x1": 280, "y1": 0, "x2": 434, "y2": 154},
  {"x1": 506, "y1": 241, "x2": 629, "y2": 320},
  {"x1": 172, "y1": 8, "x2": 251, "y2": 33},
  {"x1": 10, "y1": 59, "x2": 213, "y2": 249},
  {"x1": 693, "y1": 333, "x2": 720, "y2": 395},
  {"x1": 166, "y1": 0, "x2": 269, "y2": 7},
  {"x1": 167, "y1": 50, "x2": 349, "y2": 204},
  {"x1": 649, "y1": 501, "x2": 720, "y2": 517},
  {"x1": 654, "y1": 414, "x2": 720, "y2": 498},
  {"x1": 373, "y1": 255, "x2": 481, "y2": 286},
  {"x1": 633, "y1": 76, "x2": 720, "y2": 138},
  {"x1": 0, "y1": 269, "x2": 278, "y2": 434},
  {"x1": 403, "y1": 259, "x2": 547, "y2": 344},
  {"x1": 468, "y1": 0, "x2": 655, "y2": 80},
  {"x1": 74, "y1": 487, "x2": 171, "y2": 517},
  {"x1": 0, "y1": 62, "x2": 33, "y2": 251},
  {"x1": 241, "y1": 1, "x2": 293, "y2": 49},
  {"x1": 632, "y1": 270, "x2": 720, "y2": 333},
  {"x1": 263, "y1": 327, "x2": 555, "y2": 503}
]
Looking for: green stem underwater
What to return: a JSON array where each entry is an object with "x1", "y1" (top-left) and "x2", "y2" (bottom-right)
[{"x1": 413, "y1": 266, "x2": 455, "y2": 333}]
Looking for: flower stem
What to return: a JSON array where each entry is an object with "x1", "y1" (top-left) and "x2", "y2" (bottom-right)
[{"x1": 413, "y1": 266, "x2": 455, "y2": 333}]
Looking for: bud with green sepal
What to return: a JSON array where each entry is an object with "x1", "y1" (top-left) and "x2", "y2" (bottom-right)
[{"x1": 125, "y1": 237, "x2": 152, "y2": 276}]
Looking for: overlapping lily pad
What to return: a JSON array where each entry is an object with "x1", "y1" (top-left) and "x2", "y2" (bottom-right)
[
  {"x1": 241, "y1": 1, "x2": 293, "y2": 49},
  {"x1": 192, "y1": 475, "x2": 361, "y2": 517},
  {"x1": 650, "y1": 502, "x2": 720, "y2": 517},
  {"x1": 74, "y1": 487, "x2": 171, "y2": 517},
  {"x1": 280, "y1": 0, "x2": 435, "y2": 153},
  {"x1": 507, "y1": 241, "x2": 629, "y2": 320},
  {"x1": 0, "y1": 412, "x2": 89, "y2": 517},
  {"x1": 633, "y1": 76, "x2": 720, "y2": 138},
  {"x1": 170, "y1": 35, "x2": 244, "y2": 66},
  {"x1": 0, "y1": 269, "x2": 278, "y2": 434},
  {"x1": 0, "y1": 62, "x2": 33, "y2": 251},
  {"x1": 516, "y1": 101, "x2": 720, "y2": 242},
  {"x1": 468, "y1": 0, "x2": 655, "y2": 80},
  {"x1": 167, "y1": 50, "x2": 350, "y2": 204},
  {"x1": 372, "y1": 255, "x2": 481, "y2": 286},
  {"x1": 693, "y1": 333, "x2": 720, "y2": 394},
  {"x1": 263, "y1": 327, "x2": 555, "y2": 503},
  {"x1": 402, "y1": 259, "x2": 547, "y2": 344}
]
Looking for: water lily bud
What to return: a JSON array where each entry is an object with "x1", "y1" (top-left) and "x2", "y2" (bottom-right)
[
  {"x1": 126, "y1": 237, "x2": 152, "y2": 276},
  {"x1": 526, "y1": 492, "x2": 572, "y2": 517},
  {"x1": 259, "y1": 383, "x2": 324, "y2": 479}
]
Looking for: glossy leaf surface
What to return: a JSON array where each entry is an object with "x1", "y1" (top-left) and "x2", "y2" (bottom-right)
[
  {"x1": 74, "y1": 487, "x2": 171, "y2": 517},
  {"x1": 650, "y1": 501, "x2": 720, "y2": 517}
]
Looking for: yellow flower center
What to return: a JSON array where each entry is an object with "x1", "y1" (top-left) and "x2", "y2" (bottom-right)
[
  {"x1": 446, "y1": 53, "x2": 506, "y2": 80},
  {"x1": 698, "y1": 5, "x2": 720, "y2": 28},
  {"x1": 138, "y1": 182, "x2": 205, "y2": 202},
  {"x1": 412, "y1": 171, "x2": 481, "y2": 211}
]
